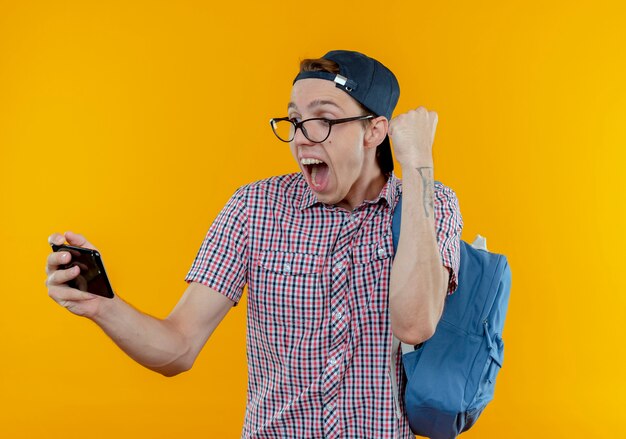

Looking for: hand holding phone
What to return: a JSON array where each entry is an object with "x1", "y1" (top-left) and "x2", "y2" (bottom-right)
[{"x1": 50, "y1": 243, "x2": 115, "y2": 299}]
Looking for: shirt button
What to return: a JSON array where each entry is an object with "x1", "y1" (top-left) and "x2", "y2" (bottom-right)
[
  {"x1": 377, "y1": 248, "x2": 386, "y2": 257},
  {"x1": 333, "y1": 311, "x2": 343, "y2": 320},
  {"x1": 328, "y1": 357, "x2": 337, "y2": 365},
  {"x1": 335, "y1": 261, "x2": 344, "y2": 270},
  {"x1": 283, "y1": 263, "x2": 291, "y2": 273}
]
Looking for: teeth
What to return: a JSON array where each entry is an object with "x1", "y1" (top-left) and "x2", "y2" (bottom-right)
[{"x1": 301, "y1": 158, "x2": 324, "y2": 165}]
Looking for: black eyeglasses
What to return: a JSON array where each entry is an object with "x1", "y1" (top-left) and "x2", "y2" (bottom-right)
[{"x1": 269, "y1": 115, "x2": 374, "y2": 143}]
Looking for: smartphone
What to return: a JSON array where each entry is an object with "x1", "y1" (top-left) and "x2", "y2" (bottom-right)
[{"x1": 50, "y1": 244, "x2": 115, "y2": 299}]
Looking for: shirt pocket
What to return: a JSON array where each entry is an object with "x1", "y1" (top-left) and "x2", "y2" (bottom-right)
[
  {"x1": 253, "y1": 250, "x2": 325, "y2": 329},
  {"x1": 352, "y1": 235, "x2": 393, "y2": 313}
]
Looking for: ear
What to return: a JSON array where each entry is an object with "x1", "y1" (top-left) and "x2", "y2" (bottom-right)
[{"x1": 363, "y1": 116, "x2": 389, "y2": 149}]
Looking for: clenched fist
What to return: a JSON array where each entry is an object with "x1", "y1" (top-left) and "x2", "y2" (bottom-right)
[{"x1": 388, "y1": 107, "x2": 438, "y2": 168}]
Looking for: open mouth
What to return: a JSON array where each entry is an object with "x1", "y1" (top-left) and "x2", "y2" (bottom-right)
[{"x1": 301, "y1": 157, "x2": 330, "y2": 191}]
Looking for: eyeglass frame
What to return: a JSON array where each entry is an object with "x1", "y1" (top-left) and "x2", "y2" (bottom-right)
[{"x1": 269, "y1": 114, "x2": 374, "y2": 143}]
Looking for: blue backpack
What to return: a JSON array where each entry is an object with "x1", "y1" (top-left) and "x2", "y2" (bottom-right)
[{"x1": 391, "y1": 195, "x2": 512, "y2": 439}]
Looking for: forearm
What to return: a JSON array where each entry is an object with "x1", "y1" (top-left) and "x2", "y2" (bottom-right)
[
  {"x1": 91, "y1": 296, "x2": 192, "y2": 377},
  {"x1": 390, "y1": 166, "x2": 447, "y2": 344}
]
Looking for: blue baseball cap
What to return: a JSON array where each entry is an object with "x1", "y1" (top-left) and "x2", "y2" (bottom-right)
[{"x1": 293, "y1": 50, "x2": 400, "y2": 172}]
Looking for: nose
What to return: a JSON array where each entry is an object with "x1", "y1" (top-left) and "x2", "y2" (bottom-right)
[{"x1": 292, "y1": 123, "x2": 315, "y2": 147}]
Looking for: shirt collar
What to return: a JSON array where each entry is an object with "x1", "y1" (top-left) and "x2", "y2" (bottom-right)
[
  {"x1": 298, "y1": 172, "x2": 401, "y2": 211},
  {"x1": 299, "y1": 176, "x2": 318, "y2": 210}
]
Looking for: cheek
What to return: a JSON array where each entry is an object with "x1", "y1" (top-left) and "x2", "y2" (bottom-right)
[{"x1": 330, "y1": 144, "x2": 363, "y2": 181}]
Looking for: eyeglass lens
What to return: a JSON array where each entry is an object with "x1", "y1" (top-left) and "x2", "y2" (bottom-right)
[{"x1": 272, "y1": 119, "x2": 331, "y2": 142}]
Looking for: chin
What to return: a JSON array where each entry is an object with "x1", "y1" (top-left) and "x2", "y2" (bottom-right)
[
  {"x1": 309, "y1": 186, "x2": 333, "y2": 202},
  {"x1": 316, "y1": 188, "x2": 347, "y2": 207}
]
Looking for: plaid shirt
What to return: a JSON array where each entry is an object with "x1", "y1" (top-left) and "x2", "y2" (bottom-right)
[{"x1": 185, "y1": 172, "x2": 462, "y2": 438}]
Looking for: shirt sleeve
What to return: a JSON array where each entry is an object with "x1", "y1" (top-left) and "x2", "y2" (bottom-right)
[
  {"x1": 184, "y1": 187, "x2": 249, "y2": 304},
  {"x1": 434, "y1": 182, "x2": 463, "y2": 295}
]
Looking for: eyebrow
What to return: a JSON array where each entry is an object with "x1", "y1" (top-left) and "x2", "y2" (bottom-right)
[{"x1": 287, "y1": 99, "x2": 342, "y2": 112}]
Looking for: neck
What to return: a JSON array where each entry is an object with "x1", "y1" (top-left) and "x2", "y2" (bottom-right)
[{"x1": 337, "y1": 167, "x2": 388, "y2": 211}]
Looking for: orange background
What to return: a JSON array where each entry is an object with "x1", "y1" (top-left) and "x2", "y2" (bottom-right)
[{"x1": 1, "y1": 1, "x2": 625, "y2": 438}]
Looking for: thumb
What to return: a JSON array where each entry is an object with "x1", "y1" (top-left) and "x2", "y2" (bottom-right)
[
  {"x1": 64, "y1": 231, "x2": 97, "y2": 250},
  {"x1": 388, "y1": 117, "x2": 396, "y2": 137}
]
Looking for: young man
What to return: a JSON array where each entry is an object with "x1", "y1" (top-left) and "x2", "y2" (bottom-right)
[{"x1": 46, "y1": 50, "x2": 462, "y2": 438}]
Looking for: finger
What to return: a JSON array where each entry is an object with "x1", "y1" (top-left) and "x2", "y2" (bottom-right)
[
  {"x1": 58, "y1": 300, "x2": 94, "y2": 317},
  {"x1": 73, "y1": 261, "x2": 89, "y2": 271},
  {"x1": 48, "y1": 233, "x2": 66, "y2": 247},
  {"x1": 46, "y1": 250, "x2": 71, "y2": 275},
  {"x1": 48, "y1": 285, "x2": 98, "y2": 303},
  {"x1": 388, "y1": 117, "x2": 397, "y2": 136},
  {"x1": 64, "y1": 231, "x2": 96, "y2": 250},
  {"x1": 61, "y1": 301, "x2": 86, "y2": 316},
  {"x1": 431, "y1": 112, "x2": 439, "y2": 131},
  {"x1": 76, "y1": 274, "x2": 88, "y2": 291},
  {"x1": 47, "y1": 265, "x2": 81, "y2": 287}
]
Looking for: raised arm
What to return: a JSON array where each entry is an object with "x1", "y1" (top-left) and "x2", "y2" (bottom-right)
[{"x1": 388, "y1": 107, "x2": 461, "y2": 345}]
